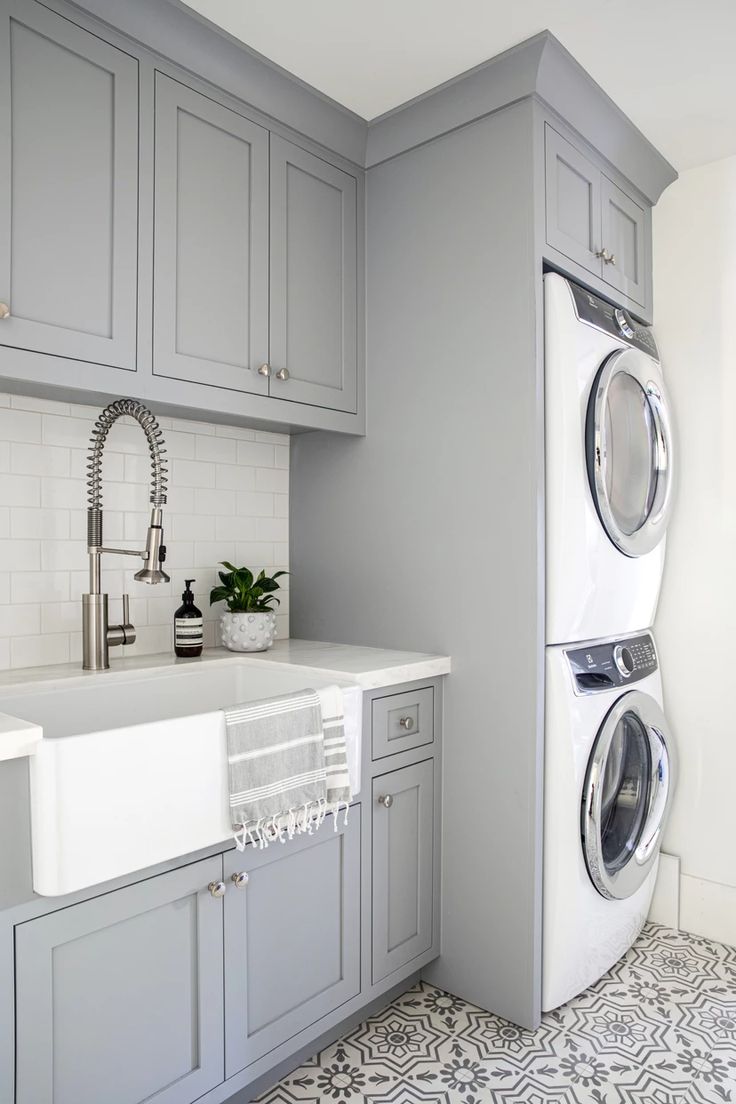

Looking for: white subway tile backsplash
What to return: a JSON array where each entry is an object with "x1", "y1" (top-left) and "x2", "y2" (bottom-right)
[{"x1": 0, "y1": 392, "x2": 290, "y2": 670}]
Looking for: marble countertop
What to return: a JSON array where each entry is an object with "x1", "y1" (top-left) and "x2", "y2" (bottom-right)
[{"x1": 0, "y1": 640, "x2": 451, "y2": 760}]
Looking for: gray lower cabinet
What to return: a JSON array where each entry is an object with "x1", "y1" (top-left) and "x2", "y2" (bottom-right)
[
  {"x1": 544, "y1": 123, "x2": 648, "y2": 309},
  {"x1": 224, "y1": 810, "x2": 361, "y2": 1077},
  {"x1": 153, "y1": 72, "x2": 270, "y2": 394},
  {"x1": 372, "y1": 759, "x2": 434, "y2": 983},
  {"x1": 270, "y1": 137, "x2": 358, "y2": 413},
  {"x1": 14, "y1": 855, "x2": 225, "y2": 1104},
  {"x1": 0, "y1": 0, "x2": 139, "y2": 370}
]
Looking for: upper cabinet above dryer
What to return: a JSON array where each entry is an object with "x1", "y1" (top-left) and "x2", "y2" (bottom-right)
[
  {"x1": 544, "y1": 124, "x2": 651, "y2": 317},
  {"x1": 0, "y1": 0, "x2": 139, "y2": 376}
]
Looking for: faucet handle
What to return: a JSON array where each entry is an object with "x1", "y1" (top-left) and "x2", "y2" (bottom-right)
[{"x1": 122, "y1": 594, "x2": 130, "y2": 627}]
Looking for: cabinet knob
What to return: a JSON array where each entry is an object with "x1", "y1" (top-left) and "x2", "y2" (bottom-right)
[
  {"x1": 398, "y1": 716, "x2": 414, "y2": 731},
  {"x1": 0, "y1": 302, "x2": 9, "y2": 319},
  {"x1": 604, "y1": 252, "x2": 616, "y2": 265},
  {"x1": 377, "y1": 794, "x2": 394, "y2": 808},
  {"x1": 258, "y1": 363, "x2": 271, "y2": 377},
  {"x1": 231, "y1": 871, "x2": 249, "y2": 888},
  {"x1": 208, "y1": 880, "x2": 226, "y2": 898},
  {"x1": 275, "y1": 367, "x2": 290, "y2": 381}
]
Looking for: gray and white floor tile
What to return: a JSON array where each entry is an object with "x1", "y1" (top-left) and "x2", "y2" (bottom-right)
[{"x1": 256, "y1": 924, "x2": 736, "y2": 1104}]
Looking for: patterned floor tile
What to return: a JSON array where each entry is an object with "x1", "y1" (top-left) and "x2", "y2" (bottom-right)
[{"x1": 257, "y1": 924, "x2": 736, "y2": 1104}]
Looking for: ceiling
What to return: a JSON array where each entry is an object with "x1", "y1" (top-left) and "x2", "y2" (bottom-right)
[{"x1": 179, "y1": 0, "x2": 736, "y2": 171}]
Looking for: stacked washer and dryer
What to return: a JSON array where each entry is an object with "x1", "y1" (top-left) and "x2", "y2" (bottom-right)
[{"x1": 543, "y1": 274, "x2": 677, "y2": 1012}]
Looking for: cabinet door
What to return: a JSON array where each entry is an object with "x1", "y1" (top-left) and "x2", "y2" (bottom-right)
[
  {"x1": 270, "y1": 137, "x2": 358, "y2": 412},
  {"x1": 601, "y1": 175, "x2": 647, "y2": 306},
  {"x1": 372, "y1": 759, "x2": 434, "y2": 983},
  {"x1": 545, "y1": 125, "x2": 602, "y2": 277},
  {"x1": 15, "y1": 857, "x2": 225, "y2": 1104},
  {"x1": 0, "y1": 0, "x2": 138, "y2": 369},
  {"x1": 224, "y1": 810, "x2": 361, "y2": 1076},
  {"x1": 153, "y1": 73, "x2": 269, "y2": 393}
]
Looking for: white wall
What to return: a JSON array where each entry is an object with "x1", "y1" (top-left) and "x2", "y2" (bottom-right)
[
  {"x1": 654, "y1": 154, "x2": 736, "y2": 944},
  {"x1": 0, "y1": 393, "x2": 289, "y2": 669}
]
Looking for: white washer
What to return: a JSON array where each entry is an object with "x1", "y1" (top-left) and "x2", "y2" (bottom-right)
[
  {"x1": 545, "y1": 273, "x2": 675, "y2": 646},
  {"x1": 543, "y1": 631, "x2": 676, "y2": 1012}
]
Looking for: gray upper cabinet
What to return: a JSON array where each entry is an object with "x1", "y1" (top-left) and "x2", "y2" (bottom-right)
[
  {"x1": 545, "y1": 126, "x2": 602, "y2": 276},
  {"x1": 224, "y1": 810, "x2": 361, "y2": 1076},
  {"x1": 372, "y1": 759, "x2": 434, "y2": 983},
  {"x1": 600, "y1": 174, "x2": 648, "y2": 306},
  {"x1": 14, "y1": 856, "x2": 225, "y2": 1104},
  {"x1": 153, "y1": 73, "x2": 269, "y2": 393},
  {"x1": 544, "y1": 124, "x2": 649, "y2": 309},
  {"x1": 0, "y1": 0, "x2": 139, "y2": 370},
  {"x1": 270, "y1": 137, "x2": 358, "y2": 412}
]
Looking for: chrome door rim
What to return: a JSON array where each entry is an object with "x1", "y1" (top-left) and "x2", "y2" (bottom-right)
[
  {"x1": 582, "y1": 690, "x2": 676, "y2": 901},
  {"x1": 587, "y1": 348, "x2": 674, "y2": 557}
]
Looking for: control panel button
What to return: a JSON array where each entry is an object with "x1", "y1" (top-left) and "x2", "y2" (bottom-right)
[
  {"x1": 614, "y1": 308, "x2": 635, "y2": 339},
  {"x1": 613, "y1": 644, "x2": 635, "y2": 677}
]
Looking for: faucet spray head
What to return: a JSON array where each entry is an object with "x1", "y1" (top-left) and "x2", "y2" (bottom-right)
[{"x1": 134, "y1": 507, "x2": 170, "y2": 585}]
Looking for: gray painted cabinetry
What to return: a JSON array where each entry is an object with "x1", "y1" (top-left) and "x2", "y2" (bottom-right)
[
  {"x1": 544, "y1": 123, "x2": 649, "y2": 310},
  {"x1": 0, "y1": 0, "x2": 139, "y2": 372},
  {"x1": 3, "y1": 676, "x2": 442, "y2": 1104}
]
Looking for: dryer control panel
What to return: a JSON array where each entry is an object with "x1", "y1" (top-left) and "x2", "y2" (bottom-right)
[
  {"x1": 568, "y1": 280, "x2": 659, "y2": 360},
  {"x1": 566, "y1": 633, "x2": 658, "y2": 694}
]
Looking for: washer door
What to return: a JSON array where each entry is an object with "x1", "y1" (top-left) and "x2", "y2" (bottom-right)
[
  {"x1": 586, "y1": 348, "x2": 674, "y2": 557},
  {"x1": 582, "y1": 690, "x2": 676, "y2": 900}
]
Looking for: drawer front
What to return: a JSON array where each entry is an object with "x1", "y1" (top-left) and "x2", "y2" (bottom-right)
[{"x1": 372, "y1": 687, "x2": 434, "y2": 760}]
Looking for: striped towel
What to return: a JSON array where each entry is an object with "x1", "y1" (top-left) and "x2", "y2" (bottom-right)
[{"x1": 224, "y1": 685, "x2": 352, "y2": 851}]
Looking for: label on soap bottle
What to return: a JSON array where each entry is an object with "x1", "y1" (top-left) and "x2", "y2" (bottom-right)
[{"x1": 175, "y1": 617, "x2": 203, "y2": 648}]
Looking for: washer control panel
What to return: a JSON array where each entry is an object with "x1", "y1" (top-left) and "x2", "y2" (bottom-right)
[
  {"x1": 568, "y1": 279, "x2": 659, "y2": 360},
  {"x1": 566, "y1": 633, "x2": 658, "y2": 694}
]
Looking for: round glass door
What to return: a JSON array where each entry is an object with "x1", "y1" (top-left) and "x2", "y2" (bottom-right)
[
  {"x1": 582, "y1": 691, "x2": 675, "y2": 900},
  {"x1": 586, "y1": 349, "x2": 674, "y2": 557}
]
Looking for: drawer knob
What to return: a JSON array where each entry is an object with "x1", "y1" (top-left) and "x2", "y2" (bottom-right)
[
  {"x1": 0, "y1": 302, "x2": 9, "y2": 319},
  {"x1": 208, "y1": 880, "x2": 226, "y2": 898},
  {"x1": 377, "y1": 794, "x2": 394, "y2": 808},
  {"x1": 258, "y1": 363, "x2": 271, "y2": 377},
  {"x1": 231, "y1": 871, "x2": 249, "y2": 888},
  {"x1": 399, "y1": 716, "x2": 414, "y2": 730},
  {"x1": 275, "y1": 367, "x2": 290, "y2": 381}
]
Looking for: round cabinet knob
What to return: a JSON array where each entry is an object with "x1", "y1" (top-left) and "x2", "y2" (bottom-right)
[
  {"x1": 257, "y1": 363, "x2": 271, "y2": 377},
  {"x1": 605, "y1": 252, "x2": 616, "y2": 266},
  {"x1": 398, "y1": 716, "x2": 414, "y2": 731},
  {"x1": 377, "y1": 794, "x2": 394, "y2": 808},
  {"x1": 613, "y1": 644, "x2": 635, "y2": 678},
  {"x1": 231, "y1": 871, "x2": 249, "y2": 889},
  {"x1": 0, "y1": 302, "x2": 9, "y2": 319},
  {"x1": 275, "y1": 367, "x2": 290, "y2": 381},
  {"x1": 613, "y1": 308, "x2": 635, "y2": 339},
  {"x1": 208, "y1": 880, "x2": 226, "y2": 898}
]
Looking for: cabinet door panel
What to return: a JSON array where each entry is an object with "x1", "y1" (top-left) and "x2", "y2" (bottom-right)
[
  {"x1": 545, "y1": 125, "x2": 602, "y2": 277},
  {"x1": 15, "y1": 857, "x2": 224, "y2": 1104},
  {"x1": 372, "y1": 759, "x2": 434, "y2": 982},
  {"x1": 601, "y1": 175, "x2": 647, "y2": 306},
  {"x1": 153, "y1": 73, "x2": 269, "y2": 393},
  {"x1": 270, "y1": 137, "x2": 357, "y2": 412},
  {"x1": 0, "y1": 0, "x2": 138, "y2": 368},
  {"x1": 224, "y1": 810, "x2": 361, "y2": 1075}
]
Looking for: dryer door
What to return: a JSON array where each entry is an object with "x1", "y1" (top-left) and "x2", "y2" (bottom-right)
[
  {"x1": 582, "y1": 690, "x2": 676, "y2": 900},
  {"x1": 586, "y1": 348, "x2": 674, "y2": 557}
]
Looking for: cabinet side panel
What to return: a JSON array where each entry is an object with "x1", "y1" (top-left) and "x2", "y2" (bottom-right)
[{"x1": 291, "y1": 101, "x2": 544, "y2": 1027}]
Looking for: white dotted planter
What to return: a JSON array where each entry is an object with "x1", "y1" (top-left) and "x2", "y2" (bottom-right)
[{"x1": 220, "y1": 610, "x2": 277, "y2": 653}]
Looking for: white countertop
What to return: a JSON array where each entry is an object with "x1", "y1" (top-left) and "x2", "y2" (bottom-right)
[{"x1": 0, "y1": 640, "x2": 451, "y2": 761}]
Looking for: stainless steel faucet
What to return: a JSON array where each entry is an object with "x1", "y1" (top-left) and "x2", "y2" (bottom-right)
[{"x1": 83, "y1": 399, "x2": 170, "y2": 671}]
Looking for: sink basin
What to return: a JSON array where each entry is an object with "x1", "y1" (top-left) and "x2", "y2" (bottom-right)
[{"x1": 0, "y1": 659, "x2": 360, "y2": 896}]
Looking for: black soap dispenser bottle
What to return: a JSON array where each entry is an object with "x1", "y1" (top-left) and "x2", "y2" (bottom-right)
[{"x1": 174, "y1": 579, "x2": 203, "y2": 658}]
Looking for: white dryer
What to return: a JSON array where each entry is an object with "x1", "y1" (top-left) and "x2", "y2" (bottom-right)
[
  {"x1": 545, "y1": 273, "x2": 675, "y2": 645},
  {"x1": 543, "y1": 631, "x2": 676, "y2": 1012}
]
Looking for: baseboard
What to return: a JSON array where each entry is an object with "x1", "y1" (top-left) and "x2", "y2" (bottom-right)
[{"x1": 649, "y1": 852, "x2": 680, "y2": 928}]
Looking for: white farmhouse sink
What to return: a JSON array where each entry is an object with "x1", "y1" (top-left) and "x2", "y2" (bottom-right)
[{"x1": 0, "y1": 660, "x2": 360, "y2": 896}]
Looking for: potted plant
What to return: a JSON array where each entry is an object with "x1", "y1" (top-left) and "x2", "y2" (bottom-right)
[{"x1": 210, "y1": 563, "x2": 288, "y2": 653}]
